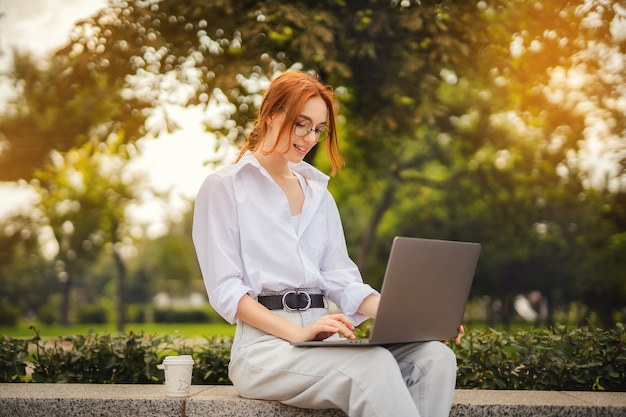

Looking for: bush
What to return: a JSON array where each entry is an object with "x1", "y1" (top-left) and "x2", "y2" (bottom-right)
[
  {"x1": 0, "y1": 336, "x2": 29, "y2": 382},
  {"x1": 0, "y1": 304, "x2": 20, "y2": 326},
  {"x1": 153, "y1": 308, "x2": 214, "y2": 324},
  {"x1": 37, "y1": 301, "x2": 58, "y2": 325},
  {"x1": 76, "y1": 305, "x2": 108, "y2": 324},
  {"x1": 451, "y1": 323, "x2": 626, "y2": 391},
  {"x1": 0, "y1": 326, "x2": 231, "y2": 385},
  {"x1": 126, "y1": 304, "x2": 225, "y2": 324},
  {"x1": 128, "y1": 305, "x2": 149, "y2": 323},
  {"x1": 0, "y1": 324, "x2": 624, "y2": 390},
  {"x1": 27, "y1": 328, "x2": 168, "y2": 383},
  {"x1": 189, "y1": 337, "x2": 232, "y2": 385}
]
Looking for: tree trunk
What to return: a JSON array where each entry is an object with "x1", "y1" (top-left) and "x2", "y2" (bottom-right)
[
  {"x1": 113, "y1": 247, "x2": 127, "y2": 332},
  {"x1": 544, "y1": 288, "x2": 555, "y2": 328},
  {"x1": 356, "y1": 183, "x2": 396, "y2": 276},
  {"x1": 59, "y1": 274, "x2": 72, "y2": 326}
]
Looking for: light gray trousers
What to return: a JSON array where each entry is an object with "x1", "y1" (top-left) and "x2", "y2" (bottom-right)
[{"x1": 228, "y1": 307, "x2": 457, "y2": 417}]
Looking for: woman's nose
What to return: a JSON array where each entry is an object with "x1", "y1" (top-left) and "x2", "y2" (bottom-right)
[{"x1": 303, "y1": 129, "x2": 318, "y2": 143}]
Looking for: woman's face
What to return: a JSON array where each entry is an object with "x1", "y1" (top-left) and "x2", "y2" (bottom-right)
[{"x1": 264, "y1": 95, "x2": 328, "y2": 164}]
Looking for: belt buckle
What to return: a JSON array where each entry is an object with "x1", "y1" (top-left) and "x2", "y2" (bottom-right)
[{"x1": 282, "y1": 290, "x2": 311, "y2": 312}]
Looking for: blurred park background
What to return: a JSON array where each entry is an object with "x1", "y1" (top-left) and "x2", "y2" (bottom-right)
[{"x1": 0, "y1": 0, "x2": 624, "y2": 338}]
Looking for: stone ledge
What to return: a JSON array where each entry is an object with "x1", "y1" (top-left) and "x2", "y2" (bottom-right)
[{"x1": 0, "y1": 384, "x2": 624, "y2": 417}]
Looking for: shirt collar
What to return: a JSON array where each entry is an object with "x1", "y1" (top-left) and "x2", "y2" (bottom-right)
[{"x1": 237, "y1": 151, "x2": 330, "y2": 186}]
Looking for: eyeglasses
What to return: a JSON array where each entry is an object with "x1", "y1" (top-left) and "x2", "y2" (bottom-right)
[{"x1": 293, "y1": 120, "x2": 330, "y2": 143}]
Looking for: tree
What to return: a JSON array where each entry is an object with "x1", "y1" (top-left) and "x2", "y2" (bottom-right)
[
  {"x1": 50, "y1": 0, "x2": 625, "y2": 323},
  {"x1": 54, "y1": 0, "x2": 484, "y2": 262},
  {"x1": 3, "y1": 0, "x2": 624, "y2": 325},
  {"x1": 0, "y1": 214, "x2": 52, "y2": 323},
  {"x1": 0, "y1": 46, "x2": 149, "y2": 181},
  {"x1": 33, "y1": 135, "x2": 137, "y2": 328},
  {"x1": 131, "y1": 207, "x2": 204, "y2": 301}
]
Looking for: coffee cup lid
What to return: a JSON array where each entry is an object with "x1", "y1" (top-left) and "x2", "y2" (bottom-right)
[{"x1": 162, "y1": 355, "x2": 194, "y2": 365}]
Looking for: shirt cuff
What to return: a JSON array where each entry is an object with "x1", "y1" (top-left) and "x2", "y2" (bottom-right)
[
  {"x1": 340, "y1": 283, "x2": 380, "y2": 326},
  {"x1": 209, "y1": 280, "x2": 253, "y2": 324}
]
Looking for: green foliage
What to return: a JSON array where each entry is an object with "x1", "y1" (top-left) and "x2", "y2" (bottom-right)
[
  {"x1": 0, "y1": 336, "x2": 29, "y2": 382},
  {"x1": 0, "y1": 322, "x2": 236, "y2": 339},
  {"x1": 186, "y1": 337, "x2": 232, "y2": 385},
  {"x1": 153, "y1": 308, "x2": 218, "y2": 324},
  {"x1": 133, "y1": 216, "x2": 203, "y2": 296},
  {"x1": 0, "y1": 327, "x2": 231, "y2": 385},
  {"x1": 1, "y1": 325, "x2": 624, "y2": 391},
  {"x1": 0, "y1": 50, "x2": 149, "y2": 181},
  {"x1": 0, "y1": 304, "x2": 20, "y2": 326},
  {"x1": 0, "y1": 215, "x2": 52, "y2": 320},
  {"x1": 36, "y1": 301, "x2": 59, "y2": 326},
  {"x1": 76, "y1": 305, "x2": 109, "y2": 324},
  {"x1": 452, "y1": 323, "x2": 626, "y2": 391},
  {"x1": 28, "y1": 328, "x2": 167, "y2": 383},
  {"x1": 0, "y1": 0, "x2": 625, "y2": 345}
]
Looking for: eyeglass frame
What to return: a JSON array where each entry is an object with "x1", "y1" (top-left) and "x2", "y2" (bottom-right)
[{"x1": 293, "y1": 120, "x2": 330, "y2": 143}]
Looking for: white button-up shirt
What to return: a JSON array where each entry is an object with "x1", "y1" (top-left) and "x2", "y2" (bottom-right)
[{"x1": 192, "y1": 152, "x2": 378, "y2": 325}]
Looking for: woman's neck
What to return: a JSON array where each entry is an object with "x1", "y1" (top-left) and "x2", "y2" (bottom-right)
[{"x1": 254, "y1": 150, "x2": 292, "y2": 179}]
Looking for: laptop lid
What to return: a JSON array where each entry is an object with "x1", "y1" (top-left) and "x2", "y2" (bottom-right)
[{"x1": 367, "y1": 236, "x2": 481, "y2": 344}]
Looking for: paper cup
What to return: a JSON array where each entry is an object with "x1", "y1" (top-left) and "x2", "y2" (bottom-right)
[{"x1": 162, "y1": 355, "x2": 194, "y2": 397}]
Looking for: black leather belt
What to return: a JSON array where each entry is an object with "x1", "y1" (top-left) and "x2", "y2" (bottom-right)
[{"x1": 258, "y1": 290, "x2": 325, "y2": 311}]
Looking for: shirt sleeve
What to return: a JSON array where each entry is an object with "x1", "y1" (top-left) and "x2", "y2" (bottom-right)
[
  {"x1": 319, "y1": 192, "x2": 379, "y2": 325},
  {"x1": 192, "y1": 173, "x2": 251, "y2": 324}
]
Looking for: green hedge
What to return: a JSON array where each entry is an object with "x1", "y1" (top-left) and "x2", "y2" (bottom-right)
[
  {"x1": 0, "y1": 327, "x2": 230, "y2": 385},
  {"x1": 76, "y1": 305, "x2": 108, "y2": 324},
  {"x1": 451, "y1": 323, "x2": 625, "y2": 391},
  {"x1": 128, "y1": 306, "x2": 224, "y2": 324},
  {"x1": 1, "y1": 324, "x2": 624, "y2": 391},
  {"x1": 0, "y1": 304, "x2": 20, "y2": 326}
]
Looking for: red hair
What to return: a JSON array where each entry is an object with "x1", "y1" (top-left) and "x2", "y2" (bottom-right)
[{"x1": 237, "y1": 71, "x2": 344, "y2": 176}]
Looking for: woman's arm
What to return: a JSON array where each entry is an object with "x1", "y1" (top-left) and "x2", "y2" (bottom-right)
[
  {"x1": 356, "y1": 294, "x2": 380, "y2": 319},
  {"x1": 316, "y1": 193, "x2": 380, "y2": 324},
  {"x1": 236, "y1": 295, "x2": 357, "y2": 343},
  {"x1": 193, "y1": 174, "x2": 251, "y2": 324}
]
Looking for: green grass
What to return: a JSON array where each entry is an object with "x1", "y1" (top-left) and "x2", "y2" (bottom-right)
[
  {"x1": 0, "y1": 322, "x2": 236, "y2": 339},
  {"x1": 1, "y1": 320, "x2": 543, "y2": 340}
]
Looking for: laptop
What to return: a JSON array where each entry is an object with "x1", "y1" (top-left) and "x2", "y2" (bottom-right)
[{"x1": 292, "y1": 236, "x2": 481, "y2": 347}]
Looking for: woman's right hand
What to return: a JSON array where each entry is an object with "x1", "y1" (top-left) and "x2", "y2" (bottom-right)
[
  {"x1": 237, "y1": 295, "x2": 357, "y2": 343},
  {"x1": 295, "y1": 313, "x2": 356, "y2": 342}
]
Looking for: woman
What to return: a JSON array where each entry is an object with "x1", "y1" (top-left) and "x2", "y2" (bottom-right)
[{"x1": 192, "y1": 70, "x2": 459, "y2": 416}]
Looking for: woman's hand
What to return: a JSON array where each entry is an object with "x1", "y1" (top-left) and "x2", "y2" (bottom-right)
[
  {"x1": 237, "y1": 295, "x2": 357, "y2": 343},
  {"x1": 454, "y1": 324, "x2": 465, "y2": 345},
  {"x1": 293, "y1": 313, "x2": 356, "y2": 343},
  {"x1": 442, "y1": 325, "x2": 464, "y2": 345}
]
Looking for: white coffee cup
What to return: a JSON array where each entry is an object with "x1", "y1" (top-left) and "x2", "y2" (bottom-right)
[{"x1": 162, "y1": 355, "x2": 194, "y2": 397}]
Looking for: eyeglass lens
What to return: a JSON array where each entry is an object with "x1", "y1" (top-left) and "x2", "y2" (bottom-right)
[{"x1": 294, "y1": 121, "x2": 329, "y2": 142}]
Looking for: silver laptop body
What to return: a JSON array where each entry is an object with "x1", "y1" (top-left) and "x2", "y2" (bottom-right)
[{"x1": 292, "y1": 236, "x2": 481, "y2": 347}]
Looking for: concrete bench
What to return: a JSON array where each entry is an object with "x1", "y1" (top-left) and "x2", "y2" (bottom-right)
[{"x1": 0, "y1": 384, "x2": 624, "y2": 416}]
